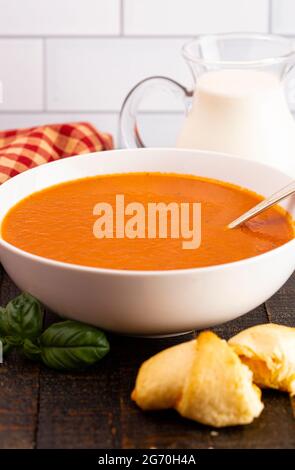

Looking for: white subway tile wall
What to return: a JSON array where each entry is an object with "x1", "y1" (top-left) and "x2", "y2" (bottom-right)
[
  {"x1": 124, "y1": 0, "x2": 269, "y2": 35},
  {"x1": 0, "y1": 39, "x2": 43, "y2": 110},
  {"x1": 46, "y1": 38, "x2": 188, "y2": 112},
  {"x1": 0, "y1": 0, "x2": 293, "y2": 146},
  {"x1": 0, "y1": 0, "x2": 120, "y2": 36},
  {"x1": 272, "y1": 0, "x2": 295, "y2": 34}
]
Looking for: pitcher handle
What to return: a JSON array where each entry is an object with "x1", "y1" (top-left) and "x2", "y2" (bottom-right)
[{"x1": 120, "y1": 76, "x2": 193, "y2": 148}]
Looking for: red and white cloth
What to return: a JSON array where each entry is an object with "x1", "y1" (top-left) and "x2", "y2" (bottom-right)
[{"x1": 0, "y1": 122, "x2": 113, "y2": 184}]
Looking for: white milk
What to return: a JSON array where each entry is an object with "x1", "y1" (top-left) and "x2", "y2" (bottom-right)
[{"x1": 177, "y1": 69, "x2": 295, "y2": 177}]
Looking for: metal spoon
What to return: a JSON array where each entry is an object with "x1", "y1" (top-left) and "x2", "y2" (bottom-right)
[{"x1": 228, "y1": 180, "x2": 295, "y2": 229}]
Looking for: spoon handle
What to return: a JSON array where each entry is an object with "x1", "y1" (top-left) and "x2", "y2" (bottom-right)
[{"x1": 228, "y1": 181, "x2": 295, "y2": 229}]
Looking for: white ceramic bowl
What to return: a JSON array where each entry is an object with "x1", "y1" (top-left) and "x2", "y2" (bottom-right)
[{"x1": 0, "y1": 148, "x2": 294, "y2": 336}]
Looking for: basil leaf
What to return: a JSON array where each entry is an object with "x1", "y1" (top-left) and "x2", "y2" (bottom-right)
[
  {"x1": 0, "y1": 307, "x2": 6, "y2": 336},
  {"x1": 0, "y1": 333, "x2": 23, "y2": 357},
  {"x1": 38, "y1": 320, "x2": 110, "y2": 370},
  {"x1": 0, "y1": 336, "x2": 13, "y2": 355},
  {"x1": 0, "y1": 293, "x2": 43, "y2": 343},
  {"x1": 23, "y1": 339, "x2": 42, "y2": 361},
  {"x1": 5, "y1": 335, "x2": 23, "y2": 347}
]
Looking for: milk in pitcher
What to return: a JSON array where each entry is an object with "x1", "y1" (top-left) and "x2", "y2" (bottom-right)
[{"x1": 177, "y1": 69, "x2": 295, "y2": 176}]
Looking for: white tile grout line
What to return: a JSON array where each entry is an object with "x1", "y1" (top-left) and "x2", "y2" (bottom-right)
[
  {"x1": 1, "y1": 32, "x2": 293, "y2": 40},
  {"x1": 268, "y1": 0, "x2": 273, "y2": 33},
  {"x1": 120, "y1": 0, "x2": 124, "y2": 36},
  {"x1": 0, "y1": 110, "x2": 185, "y2": 115},
  {"x1": 0, "y1": 34, "x2": 191, "y2": 39}
]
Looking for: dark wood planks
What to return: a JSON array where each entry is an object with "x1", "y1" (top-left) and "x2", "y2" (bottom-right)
[
  {"x1": 265, "y1": 272, "x2": 295, "y2": 420},
  {"x1": 36, "y1": 314, "x2": 122, "y2": 449},
  {"x1": 265, "y1": 272, "x2": 295, "y2": 326},
  {"x1": 36, "y1": 325, "x2": 199, "y2": 449},
  {"x1": 212, "y1": 303, "x2": 269, "y2": 340},
  {"x1": 0, "y1": 270, "x2": 294, "y2": 449},
  {"x1": 0, "y1": 267, "x2": 40, "y2": 449}
]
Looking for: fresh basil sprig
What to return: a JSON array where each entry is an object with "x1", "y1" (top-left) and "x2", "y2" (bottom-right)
[
  {"x1": 24, "y1": 321, "x2": 110, "y2": 370},
  {"x1": 0, "y1": 293, "x2": 43, "y2": 347},
  {"x1": 0, "y1": 293, "x2": 110, "y2": 371}
]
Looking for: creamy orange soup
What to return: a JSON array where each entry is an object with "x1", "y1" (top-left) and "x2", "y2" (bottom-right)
[{"x1": 1, "y1": 173, "x2": 293, "y2": 270}]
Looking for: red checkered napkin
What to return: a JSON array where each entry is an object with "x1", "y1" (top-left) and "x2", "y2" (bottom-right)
[{"x1": 0, "y1": 122, "x2": 113, "y2": 184}]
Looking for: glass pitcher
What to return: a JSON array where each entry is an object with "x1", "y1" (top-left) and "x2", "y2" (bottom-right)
[{"x1": 120, "y1": 33, "x2": 295, "y2": 176}]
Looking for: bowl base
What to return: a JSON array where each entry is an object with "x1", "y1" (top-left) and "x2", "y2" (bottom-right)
[{"x1": 130, "y1": 330, "x2": 194, "y2": 338}]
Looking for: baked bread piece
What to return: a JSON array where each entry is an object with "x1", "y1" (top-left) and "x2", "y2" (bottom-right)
[
  {"x1": 229, "y1": 323, "x2": 295, "y2": 395},
  {"x1": 131, "y1": 339, "x2": 196, "y2": 410},
  {"x1": 176, "y1": 332, "x2": 263, "y2": 427},
  {"x1": 132, "y1": 332, "x2": 263, "y2": 427}
]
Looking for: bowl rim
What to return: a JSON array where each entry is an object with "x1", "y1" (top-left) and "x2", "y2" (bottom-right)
[{"x1": 0, "y1": 147, "x2": 294, "y2": 277}]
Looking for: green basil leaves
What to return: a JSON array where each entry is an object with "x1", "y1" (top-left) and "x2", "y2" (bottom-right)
[
  {"x1": 0, "y1": 293, "x2": 110, "y2": 371},
  {"x1": 24, "y1": 321, "x2": 110, "y2": 370},
  {"x1": 0, "y1": 293, "x2": 43, "y2": 347}
]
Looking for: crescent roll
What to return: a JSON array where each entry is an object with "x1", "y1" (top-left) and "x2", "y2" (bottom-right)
[
  {"x1": 132, "y1": 332, "x2": 263, "y2": 427},
  {"x1": 229, "y1": 323, "x2": 295, "y2": 395},
  {"x1": 131, "y1": 339, "x2": 196, "y2": 410}
]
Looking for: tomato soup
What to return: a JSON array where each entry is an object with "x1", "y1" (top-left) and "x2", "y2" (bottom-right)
[{"x1": 1, "y1": 173, "x2": 293, "y2": 270}]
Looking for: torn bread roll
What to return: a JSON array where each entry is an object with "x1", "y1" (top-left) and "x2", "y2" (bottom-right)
[
  {"x1": 229, "y1": 323, "x2": 295, "y2": 395},
  {"x1": 132, "y1": 332, "x2": 263, "y2": 427},
  {"x1": 131, "y1": 339, "x2": 196, "y2": 410}
]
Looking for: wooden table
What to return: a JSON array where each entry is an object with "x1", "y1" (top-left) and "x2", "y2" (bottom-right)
[{"x1": 0, "y1": 265, "x2": 294, "y2": 449}]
